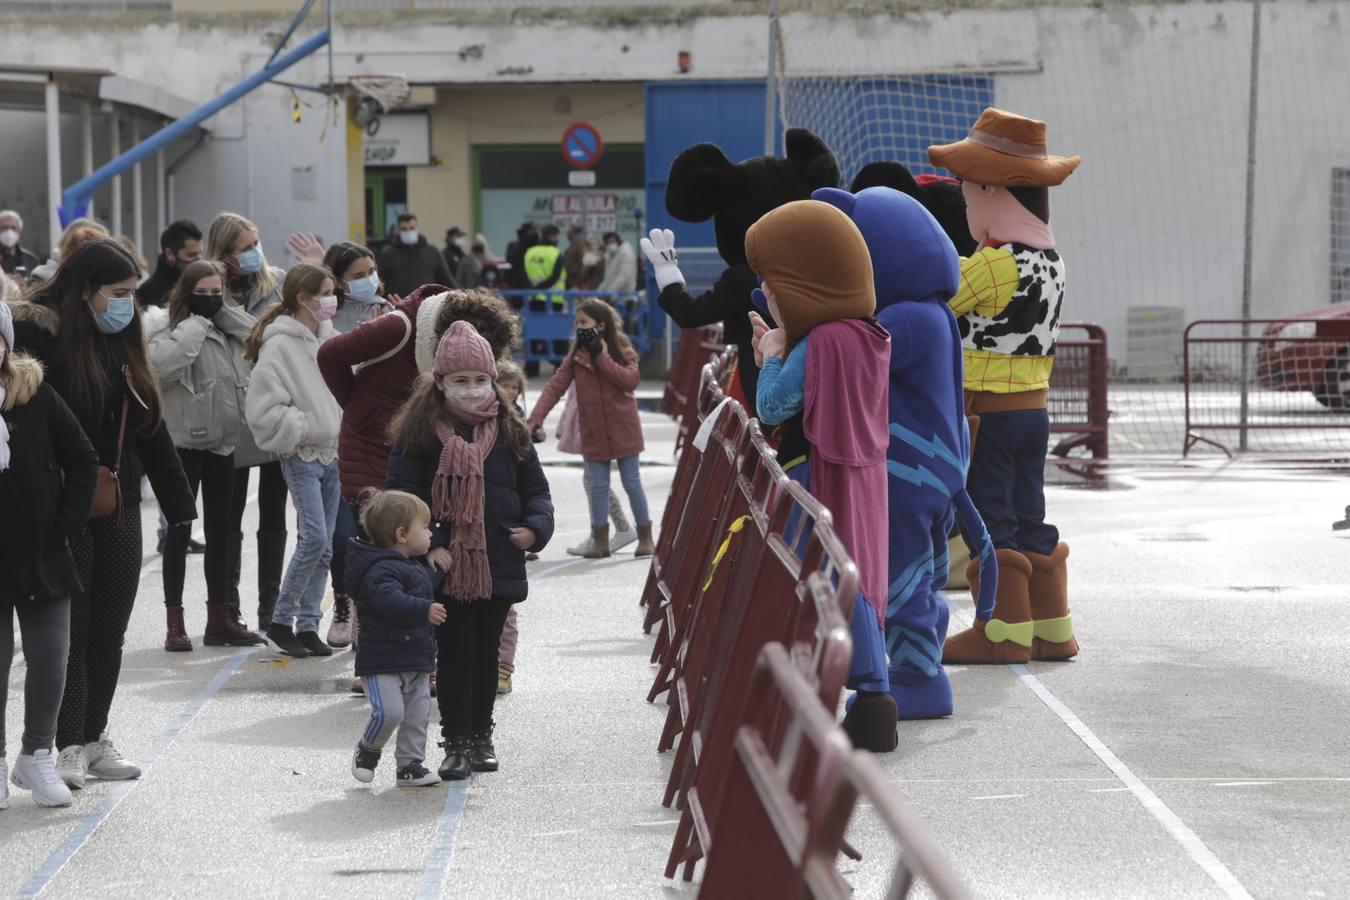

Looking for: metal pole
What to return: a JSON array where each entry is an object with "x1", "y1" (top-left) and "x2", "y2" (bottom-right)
[
  {"x1": 80, "y1": 101, "x2": 94, "y2": 176},
  {"x1": 1237, "y1": 0, "x2": 1263, "y2": 452},
  {"x1": 763, "y1": 0, "x2": 780, "y2": 157},
  {"x1": 110, "y1": 112, "x2": 123, "y2": 236},
  {"x1": 156, "y1": 141, "x2": 166, "y2": 240},
  {"x1": 44, "y1": 78, "x2": 62, "y2": 254},
  {"x1": 132, "y1": 117, "x2": 143, "y2": 250}
]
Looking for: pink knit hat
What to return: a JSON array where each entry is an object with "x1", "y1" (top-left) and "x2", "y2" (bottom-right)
[{"x1": 433, "y1": 320, "x2": 499, "y2": 378}]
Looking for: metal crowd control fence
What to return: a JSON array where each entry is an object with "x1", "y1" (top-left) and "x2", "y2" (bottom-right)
[
  {"x1": 1183, "y1": 317, "x2": 1350, "y2": 457},
  {"x1": 496, "y1": 290, "x2": 651, "y2": 365},
  {"x1": 1047, "y1": 322, "x2": 1110, "y2": 459}
]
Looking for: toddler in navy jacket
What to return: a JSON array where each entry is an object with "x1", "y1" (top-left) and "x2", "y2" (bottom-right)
[{"x1": 346, "y1": 490, "x2": 447, "y2": 787}]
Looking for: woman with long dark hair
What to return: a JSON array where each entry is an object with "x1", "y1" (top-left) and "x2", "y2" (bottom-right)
[
  {"x1": 206, "y1": 212, "x2": 289, "y2": 629},
  {"x1": 9, "y1": 237, "x2": 196, "y2": 789},
  {"x1": 323, "y1": 241, "x2": 386, "y2": 336},
  {"x1": 147, "y1": 260, "x2": 260, "y2": 652}
]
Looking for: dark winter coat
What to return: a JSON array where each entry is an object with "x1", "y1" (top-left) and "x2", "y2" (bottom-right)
[
  {"x1": 0, "y1": 356, "x2": 100, "y2": 604},
  {"x1": 346, "y1": 537, "x2": 438, "y2": 676},
  {"x1": 135, "y1": 256, "x2": 180, "y2": 309},
  {"x1": 385, "y1": 434, "x2": 554, "y2": 603},
  {"x1": 658, "y1": 264, "x2": 761, "y2": 417},
  {"x1": 317, "y1": 286, "x2": 448, "y2": 499},
  {"x1": 1, "y1": 246, "x2": 40, "y2": 276},
  {"x1": 8, "y1": 299, "x2": 197, "y2": 525},
  {"x1": 379, "y1": 237, "x2": 454, "y2": 299}
]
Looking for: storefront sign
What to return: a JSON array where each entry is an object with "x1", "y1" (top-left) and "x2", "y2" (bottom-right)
[{"x1": 364, "y1": 113, "x2": 431, "y2": 167}]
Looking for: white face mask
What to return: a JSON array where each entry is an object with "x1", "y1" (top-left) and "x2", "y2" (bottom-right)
[
  {"x1": 0, "y1": 229, "x2": 18, "y2": 249},
  {"x1": 442, "y1": 383, "x2": 494, "y2": 406},
  {"x1": 399, "y1": 229, "x2": 420, "y2": 246}
]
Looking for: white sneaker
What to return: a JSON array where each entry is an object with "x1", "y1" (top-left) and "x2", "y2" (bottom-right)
[
  {"x1": 610, "y1": 526, "x2": 639, "y2": 552},
  {"x1": 1, "y1": 759, "x2": 9, "y2": 810},
  {"x1": 566, "y1": 536, "x2": 594, "y2": 557},
  {"x1": 84, "y1": 732, "x2": 141, "y2": 781},
  {"x1": 12, "y1": 749, "x2": 74, "y2": 807},
  {"x1": 56, "y1": 745, "x2": 87, "y2": 789}
]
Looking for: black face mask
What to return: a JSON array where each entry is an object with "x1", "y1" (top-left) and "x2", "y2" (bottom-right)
[
  {"x1": 576, "y1": 326, "x2": 601, "y2": 346},
  {"x1": 188, "y1": 292, "x2": 223, "y2": 319},
  {"x1": 171, "y1": 255, "x2": 192, "y2": 273}
]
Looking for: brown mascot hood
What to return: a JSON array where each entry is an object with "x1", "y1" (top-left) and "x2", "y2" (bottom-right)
[{"x1": 744, "y1": 200, "x2": 876, "y2": 342}]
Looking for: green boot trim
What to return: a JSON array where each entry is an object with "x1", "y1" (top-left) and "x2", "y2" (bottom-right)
[
  {"x1": 1033, "y1": 613, "x2": 1074, "y2": 644},
  {"x1": 983, "y1": 618, "x2": 1034, "y2": 648}
]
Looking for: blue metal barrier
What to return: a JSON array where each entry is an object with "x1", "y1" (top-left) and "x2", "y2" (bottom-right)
[{"x1": 498, "y1": 290, "x2": 652, "y2": 365}]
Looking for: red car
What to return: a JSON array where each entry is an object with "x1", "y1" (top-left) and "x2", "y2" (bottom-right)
[{"x1": 1256, "y1": 304, "x2": 1350, "y2": 407}]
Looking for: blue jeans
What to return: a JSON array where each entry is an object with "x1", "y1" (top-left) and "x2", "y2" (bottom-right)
[
  {"x1": 274, "y1": 457, "x2": 341, "y2": 633},
  {"x1": 965, "y1": 409, "x2": 1059, "y2": 555},
  {"x1": 585, "y1": 456, "x2": 650, "y2": 530}
]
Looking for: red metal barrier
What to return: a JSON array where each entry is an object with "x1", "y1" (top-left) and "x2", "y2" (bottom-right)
[
  {"x1": 665, "y1": 483, "x2": 859, "y2": 879},
  {"x1": 663, "y1": 325, "x2": 720, "y2": 418},
  {"x1": 698, "y1": 642, "x2": 853, "y2": 898},
  {"x1": 1183, "y1": 317, "x2": 1350, "y2": 457},
  {"x1": 1048, "y1": 322, "x2": 1110, "y2": 459}
]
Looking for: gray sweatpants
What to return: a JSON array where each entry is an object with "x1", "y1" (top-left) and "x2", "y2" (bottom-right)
[
  {"x1": 1, "y1": 598, "x2": 71, "y2": 757},
  {"x1": 360, "y1": 672, "x2": 433, "y2": 766}
]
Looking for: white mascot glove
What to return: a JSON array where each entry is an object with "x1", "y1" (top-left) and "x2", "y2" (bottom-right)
[{"x1": 640, "y1": 228, "x2": 686, "y2": 290}]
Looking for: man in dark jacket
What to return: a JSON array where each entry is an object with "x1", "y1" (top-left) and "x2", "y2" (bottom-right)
[
  {"x1": 136, "y1": 220, "x2": 203, "y2": 309},
  {"x1": 380, "y1": 213, "x2": 453, "y2": 298},
  {"x1": 0, "y1": 210, "x2": 42, "y2": 278}
]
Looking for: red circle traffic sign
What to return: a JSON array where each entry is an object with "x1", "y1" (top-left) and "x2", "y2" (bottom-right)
[{"x1": 562, "y1": 122, "x2": 604, "y2": 169}]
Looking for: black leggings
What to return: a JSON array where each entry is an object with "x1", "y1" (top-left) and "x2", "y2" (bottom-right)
[
  {"x1": 164, "y1": 448, "x2": 238, "y2": 607},
  {"x1": 436, "y1": 595, "x2": 513, "y2": 740},
  {"x1": 59, "y1": 512, "x2": 142, "y2": 749},
  {"x1": 230, "y1": 461, "x2": 288, "y2": 603}
]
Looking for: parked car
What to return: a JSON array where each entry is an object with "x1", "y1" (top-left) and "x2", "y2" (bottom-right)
[{"x1": 1256, "y1": 303, "x2": 1350, "y2": 407}]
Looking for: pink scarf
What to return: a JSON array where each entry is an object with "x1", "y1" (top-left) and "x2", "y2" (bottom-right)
[
  {"x1": 432, "y1": 396, "x2": 500, "y2": 602},
  {"x1": 962, "y1": 182, "x2": 1056, "y2": 250}
]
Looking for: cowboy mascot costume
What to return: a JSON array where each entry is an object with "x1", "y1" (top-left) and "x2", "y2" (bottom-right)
[{"x1": 928, "y1": 108, "x2": 1082, "y2": 665}]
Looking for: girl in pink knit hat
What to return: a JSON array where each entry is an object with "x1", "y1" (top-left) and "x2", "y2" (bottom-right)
[{"x1": 386, "y1": 321, "x2": 555, "y2": 781}]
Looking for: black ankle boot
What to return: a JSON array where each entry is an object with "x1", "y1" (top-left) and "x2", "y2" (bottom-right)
[
  {"x1": 469, "y1": 730, "x2": 498, "y2": 772},
  {"x1": 438, "y1": 737, "x2": 472, "y2": 781}
]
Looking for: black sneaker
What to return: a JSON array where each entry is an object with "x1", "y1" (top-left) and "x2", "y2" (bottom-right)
[
  {"x1": 437, "y1": 738, "x2": 472, "y2": 781},
  {"x1": 469, "y1": 731, "x2": 498, "y2": 772},
  {"x1": 264, "y1": 623, "x2": 311, "y2": 658},
  {"x1": 397, "y1": 762, "x2": 440, "y2": 787},
  {"x1": 187, "y1": 537, "x2": 206, "y2": 555},
  {"x1": 296, "y1": 631, "x2": 334, "y2": 657},
  {"x1": 352, "y1": 744, "x2": 381, "y2": 784}
]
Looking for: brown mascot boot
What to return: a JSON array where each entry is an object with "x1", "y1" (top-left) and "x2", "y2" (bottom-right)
[
  {"x1": 942, "y1": 548, "x2": 1034, "y2": 665},
  {"x1": 1025, "y1": 542, "x2": 1078, "y2": 661},
  {"x1": 581, "y1": 526, "x2": 610, "y2": 559},
  {"x1": 841, "y1": 691, "x2": 899, "y2": 753},
  {"x1": 634, "y1": 524, "x2": 656, "y2": 558}
]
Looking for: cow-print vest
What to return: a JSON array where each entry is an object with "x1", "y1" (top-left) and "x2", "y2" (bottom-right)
[{"x1": 957, "y1": 243, "x2": 1065, "y2": 358}]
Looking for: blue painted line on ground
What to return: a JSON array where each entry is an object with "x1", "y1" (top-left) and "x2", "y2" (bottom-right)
[
  {"x1": 14, "y1": 645, "x2": 254, "y2": 900},
  {"x1": 413, "y1": 556, "x2": 589, "y2": 895}
]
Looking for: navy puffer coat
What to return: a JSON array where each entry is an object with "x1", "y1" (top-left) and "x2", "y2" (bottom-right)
[{"x1": 346, "y1": 537, "x2": 438, "y2": 676}]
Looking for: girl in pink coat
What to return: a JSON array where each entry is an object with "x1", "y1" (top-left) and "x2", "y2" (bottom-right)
[{"x1": 527, "y1": 299, "x2": 654, "y2": 559}]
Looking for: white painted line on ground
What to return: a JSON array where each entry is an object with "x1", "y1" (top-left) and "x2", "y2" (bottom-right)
[
  {"x1": 948, "y1": 606, "x2": 1254, "y2": 900},
  {"x1": 1212, "y1": 781, "x2": 1274, "y2": 787},
  {"x1": 630, "y1": 819, "x2": 682, "y2": 828},
  {"x1": 1087, "y1": 787, "x2": 1133, "y2": 793},
  {"x1": 969, "y1": 793, "x2": 1026, "y2": 801},
  {"x1": 415, "y1": 556, "x2": 591, "y2": 898},
  {"x1": 15, "y1": 645, "x2": 253, "y2": 899}
]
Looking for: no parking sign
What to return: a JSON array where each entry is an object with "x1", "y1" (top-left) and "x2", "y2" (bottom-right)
[{"x1": 561, "y1": 122, "x2": 604, "y2": 169}]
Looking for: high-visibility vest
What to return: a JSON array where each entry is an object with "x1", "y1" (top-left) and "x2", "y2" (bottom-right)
[{"x1": 523, "y1": 244, "x2": 565, "y2": 306}]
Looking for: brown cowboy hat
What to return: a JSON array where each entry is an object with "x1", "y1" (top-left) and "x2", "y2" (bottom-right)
[{"x1": 928, "y1": 108, "x2": 1080, "y2": 187}]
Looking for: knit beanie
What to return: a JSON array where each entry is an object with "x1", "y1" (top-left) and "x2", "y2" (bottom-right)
[
  {"x1": 744, "y1": 199, "x2": 876, "y2": 343},
  {"x1": 433, "y1": 320, "x2": 499, "y2": 379},
  {"x1": 0, "y1": 300, "x2": 12, "y2": 353}
]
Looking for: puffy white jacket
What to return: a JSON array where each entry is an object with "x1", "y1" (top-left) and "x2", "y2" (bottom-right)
[{"x1": 244, "y1": 314, "x2": 341, "y2": 463}]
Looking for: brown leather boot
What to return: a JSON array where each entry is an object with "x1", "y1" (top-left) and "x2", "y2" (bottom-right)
[
  {"x1": 1026, "y1": 542, "x2": 1078, "y2": 661},
  {"x1": 581, "y1": 526, "x2": 610, "y2": 559},
  {"x1": 204, "y1": 602, "x2": 264, "y2": 647},
  {"x1": 634, "y1": 523, "x2": 656, "y2": 558},
  {"x1": 164, "y1": 607, "x2": 193, "y2": 652},
  {"x1": 942, "y1": 548, "x2": 1034, "y2": 665}
]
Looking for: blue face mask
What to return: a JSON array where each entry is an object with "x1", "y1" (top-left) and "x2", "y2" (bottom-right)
[
  {"x1": 89, "y1": 294, "x2": 135, "y2": 335},
  {"x1": 235, "y1": 246, "x2": 264, "y2": 274},
  {"x1": 346, "y1": 272, "x2": 382, "y2": 304}
]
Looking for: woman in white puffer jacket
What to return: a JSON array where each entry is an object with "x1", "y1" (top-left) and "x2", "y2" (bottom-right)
[{"x1": 243, "y1": 263, "x2": 342, "y2": 660}]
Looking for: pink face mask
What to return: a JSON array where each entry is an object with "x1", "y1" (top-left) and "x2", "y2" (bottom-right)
[
  {"x1": 962, "y1": 182, "x2": 1056, "y2": 251},
  {"x1": 311, "y1": 294, "x2": 338, "y2": 322}
]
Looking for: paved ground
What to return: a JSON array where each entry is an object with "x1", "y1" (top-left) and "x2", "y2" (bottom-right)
[{"x1": 4, "y1": 396, "x2": 1350, "y2": 899}]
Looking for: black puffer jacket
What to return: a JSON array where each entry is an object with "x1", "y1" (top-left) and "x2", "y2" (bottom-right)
[
  {"x1": 0, "y1": 355, "x2": 100, "y2": 604},
  {"x1": 346, "y1": 537, "x2": 437, "y2": 676},
  {"x1": 385, "y1": 434, "x2": 554, "y2": 603}
]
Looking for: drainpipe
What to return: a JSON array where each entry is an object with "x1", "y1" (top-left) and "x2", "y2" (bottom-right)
[{"x1": 44, "y1": 77, "x2": 61, "y2": 253}]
